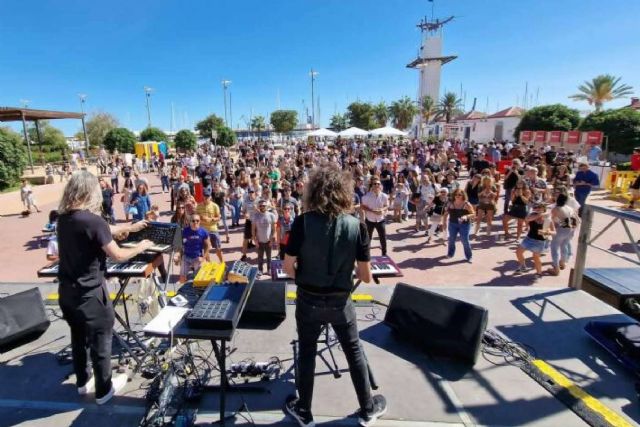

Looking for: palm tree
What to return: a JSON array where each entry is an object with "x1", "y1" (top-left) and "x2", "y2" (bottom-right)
[
  {"x1": 569, "y1": 74, "x2": 634, "y2": 112},
  {"x1": 421, "y1": 95, "x2": 436, "y2": 123},
  {"x1": 388, "y1": 97, "x2": 418, "y2": 130},
  {"x1": 373, "y1": 102, "x2": 389, "y2": 128},
  {"x1": 436, "y1": 92, "x2": 462, "y2": 123},
  {"x1": 251, "y1": 116, "x2": 266, "y2": 133},
  {"x1": 329, "y1": 113, "x2": 348, "y2": 131}
]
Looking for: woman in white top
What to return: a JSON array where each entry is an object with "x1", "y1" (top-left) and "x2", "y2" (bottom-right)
[
  {"x1": 547, "y1": 191, "x2": 580, "y2": 276},
  {"x1": 21, "y1": 179, "x2": 40, "y2": 213}
]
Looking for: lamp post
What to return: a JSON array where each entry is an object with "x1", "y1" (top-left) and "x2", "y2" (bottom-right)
[
  {"x1": 309, "y1": 69, "x2": 319, "y2": 129},
  {"x1": 144, "y1": 86, "x2": 154, "y2": 127},
  {"x1": 78, "y1": 94, "x2": 90, "y2": 156},
  {"x1": 221, "y1": 80, "x2": 232, "y2": 127}
]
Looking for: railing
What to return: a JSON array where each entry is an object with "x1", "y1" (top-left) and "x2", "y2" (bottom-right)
[{"x1": 572, "y1": 204, "x2": 640, "y2": 289}]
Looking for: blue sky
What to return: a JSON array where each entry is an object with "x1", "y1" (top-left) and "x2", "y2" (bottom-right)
[{"x1": 1, "y1": 0, "x2": 639, "y2": 135}]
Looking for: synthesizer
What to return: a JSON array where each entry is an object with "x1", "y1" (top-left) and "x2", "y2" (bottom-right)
[
  {"x1": 38, "y1": 254, "x2": 161, "y2": 278},
  {"x1": 193, "y1": 261, "x2": 226, "y2": 287},
  {"x1": 227, "y1": 260, "x2": 255, "y2": 284},
  {"x1": 121, "y1": 222, "x2": 179, "y2": 253},
  {"x1": 185, "y1": 266, "x2": 258, "y2": 330}
]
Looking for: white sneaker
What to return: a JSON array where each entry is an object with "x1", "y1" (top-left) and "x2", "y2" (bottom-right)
[
  {"x1": 96, "y1": 374, "x2": 128, "y2": 405},
  {"x1": 77, "y1": 376, "x2": 95, "y2": 395}
]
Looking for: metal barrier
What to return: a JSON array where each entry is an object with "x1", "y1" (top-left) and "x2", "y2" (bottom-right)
[
  {"x1": 572, "y1": 204, "x2": 640, "y2": 289},
  {"x1": 606, "y1": 170, "x2": 640, "y2": 200}
]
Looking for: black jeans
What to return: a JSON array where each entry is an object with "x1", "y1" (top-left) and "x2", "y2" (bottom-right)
[
  {"x1": 295, "y1": 289, "x2": 373, "y2": 412},
  {"x1": 257, "y1": 242, "x2": 272, "y2": 273},
  {"x1": 59, "y1": 283, "x2": 115, "y2": 398},
  {"x1": 365, "y1": 219, "x2": 387, "y2": 256}
]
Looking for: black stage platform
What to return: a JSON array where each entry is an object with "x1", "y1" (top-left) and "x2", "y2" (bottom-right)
[{"x1": 0, "y1": 282, "x2": 638, "y2": 426}]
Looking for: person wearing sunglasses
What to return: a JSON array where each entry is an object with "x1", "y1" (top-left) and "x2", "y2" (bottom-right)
[
  {"x1": 252, "y1": 199, "x2": 277, "y2": 276},
  {"x1": 361, "y1": 178, "x2": 389, "y2": 256},
  {"x1": 175, "y1": 214, "x2": 211, "y2": 283},
  {"x1": 443, "y1": 189, "x2": 475, "y2": 262}
]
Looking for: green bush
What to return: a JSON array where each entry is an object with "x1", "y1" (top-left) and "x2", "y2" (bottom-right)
[
  {"x1": 579, "y1": 108, "x2": 640, "y2": 154},
  {"x1": 0, "y1": 127, "x2": 28, "y2": 190},
  {"x1": 104, "y1": 128, "x2": 137, "y2": 153}
]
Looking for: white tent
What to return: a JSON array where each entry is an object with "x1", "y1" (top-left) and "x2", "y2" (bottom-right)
[
  {"x1": 337, "y1": 127, "x2": 369, "y2": 138},
  {"x1": 307, "y1": 128, "x2": 338, "y2": 138},
  {"x1": 369, "y1": 126, "x2": 407, "y2": 137}
]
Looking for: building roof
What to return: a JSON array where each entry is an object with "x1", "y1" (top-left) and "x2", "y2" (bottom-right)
[
  {"x1": 0, "y1": 107, "x2": 84, "y2": 122},
  {"x1": 406, "y1": 55, "x2": 457, "y2": 68},
  {"x1": 455, "y1": 110, "x2": 487, "y2": 121},
  {"x1": 487, "y1": 106, "x2": 524, "y2": 119},
  {"x1": 628, "y1": 97, "x2": 640, "y2": 110}
]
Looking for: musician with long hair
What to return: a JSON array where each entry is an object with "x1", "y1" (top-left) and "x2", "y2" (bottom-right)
[
  {"x1": 56, "y1": 171, "x2": 154, "y2": 405},
  {"x1": 283, "y1": 164, "x2": 387, "y2": 427}
]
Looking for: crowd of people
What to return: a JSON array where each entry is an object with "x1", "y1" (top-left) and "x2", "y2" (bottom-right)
[{"x1": 86, "y1": 136, "x2": 602, "y2": 280}]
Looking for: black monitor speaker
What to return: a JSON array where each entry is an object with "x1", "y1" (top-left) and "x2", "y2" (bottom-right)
[
  {"x1": 0, "y1": 288, "x2": 51, "y2": 352},
  {"x1": 383, "y1": 283, "x2": 488, "y2": 365},
  {"x1": 239, "y1": 280, "x2": 287, "y2": 329}
]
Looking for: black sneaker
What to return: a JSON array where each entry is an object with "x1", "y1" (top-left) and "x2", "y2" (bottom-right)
[
  {"x1": 358, "y1": 395, "x2": 387, "y2": 426},
  {"x1": 240, "y1": 255, "x2": 247, "y2": 261},
  {"x1": 284, "y1": 395, "x2": 315, "y2": 427}
]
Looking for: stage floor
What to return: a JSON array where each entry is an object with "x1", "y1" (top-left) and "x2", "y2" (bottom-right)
[{"x1": 0, "y1": 282, "x2": 638, "y2": 427}]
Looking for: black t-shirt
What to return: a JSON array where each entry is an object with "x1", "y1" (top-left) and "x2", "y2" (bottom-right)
[
  {"x1": 285, "y1": 214, "x2": 370, "y2": 262},
  {"x1": 57, "y1": 210, "x2": 113, "y2": 289},
  {"x1": 122, "y1": 166, "x2": 132, "y2": 178},
  {"x1": 102, "y1": 188, "x2": 113, "y2": 211},
  {"x1": 212, "y1": 190, "x2": 226, "y2": 208}
]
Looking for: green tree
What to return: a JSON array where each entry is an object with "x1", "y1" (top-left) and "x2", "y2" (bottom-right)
[
  {"x1": 103, "y1": 128, "x2": 136, "y2": 153},
  {"x1": 579, "y1": 108, "x2": 640, "y2": 154},
  {"x1": 346, "y1": 102, "x2": 376, "y2": 130},
  {"x1": 215, "y1": 126, "x2": 237, "y2": 147},
  {"x1": 270, "y1": 110, "x2": 298, "y2": 133},
  {"x1": 373, "y1": 102, "x2": 389, "y2": 128},
  {"x1": 436, "y1": 92, "x2": 462, "y2": 123},
  {"x1": 140, "y1": 126, "x2": 167, "y2": 142},
  {"x1": 329, "y1": 113, "x2": 349, "y2": 131},
  {"x1": 195, "y1": 114, "x2": 225, "y2": 142},
  {"x1": 514, "y1": 104, "x2": 581, "y2": 139},
  {"x1": 389, "y1": 97, "x2": 418, "y2": 130},
  {"x1": 0, "y1": 127, "x2": 28, "y2": 190},
  {"x1": 251, "y1": 116, "x2": 266, "y2": 134},
  {"x1": 421, "y1": 95, "x2": 436, "y2": 123},
  {"x1": 85, "y1": 112, "x2": 118, "y2": 148},
  {"x1": 173, "y1": 129, "x2": 197, "y2": 152},
  {"x1": 569, "y1": 74, "x2": 634, "y2": 112}
]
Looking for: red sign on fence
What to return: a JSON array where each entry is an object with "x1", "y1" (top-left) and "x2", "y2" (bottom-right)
[
  {"x1": 584, "y1": 131, "x2": 603, "y2": 145},
  {"x1": 564, "y1": 131, "x2": 581, "y2": 144},
  {"x1": 519, "y1": 131, "x2": 533, "y2": 143},
  {"x1": 548, "y1": 131, "x2": 562, "y2": 143},
  {"x1": 534, "y1": 131, "x2": 547, "y2": 143}
]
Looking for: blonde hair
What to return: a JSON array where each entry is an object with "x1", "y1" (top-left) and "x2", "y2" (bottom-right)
[{"x1": 58, "y1": 170, "x2": 103, "y2": 214}]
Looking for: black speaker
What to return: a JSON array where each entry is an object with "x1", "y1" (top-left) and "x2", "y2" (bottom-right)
[
  {"x1": 239, "y1": 281, "x2": 286, "y2": 329},
  {"x1": 384, "y1": 283, "x2": 488, "y2": 365},
  {"x1": 0, "y1": 288, "x2": 51, "y2": 352}
]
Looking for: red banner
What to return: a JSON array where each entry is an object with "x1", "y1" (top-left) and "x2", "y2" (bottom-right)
[
  {"x1": 584, "y1": 131, "x2": 603, "y2": 145},
  {"x1": 519, "y1": 131, "x2": 533, "y2": 143},
  {"x1": 548, "y1": 131, "x2": 562, "y2": 143},
  {"x1": 564, "y1": 131, "x2": 581, "y2": 144},
  {"x1": 534, "y1": 131, "x2": 547, "y2": 143}
]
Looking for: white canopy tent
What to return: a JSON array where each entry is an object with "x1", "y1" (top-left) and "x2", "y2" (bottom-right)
[
  {"x1": 337, "y1": 127, "x2": 369, "y2": 138},
  {"x1": 307, "y1": 128, "x2": 338, "y2": 138},
  {"x1": 369, "y1": 126, "x2": 407, "y2": 137}
]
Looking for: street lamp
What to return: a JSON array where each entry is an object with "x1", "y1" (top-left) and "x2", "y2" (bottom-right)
[
  {"x1": 144, "y1": 86, "x2": 154, "y2": 127},
  {"x1": 309, "y1": 69, "x2": 319, "y2": 129},
  {"x1": 78, "y1": 93, "x2": 87, "y2": 114},
  {"x1": 78, "y1": 94, "x2": 90, "y2": 153},
  {"x1": 221, "y1": 80, "x2": 232, "y2": 127}
]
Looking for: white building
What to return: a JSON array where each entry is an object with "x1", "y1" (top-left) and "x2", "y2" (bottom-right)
[{"x1": 433, "y1": 106, "x2": 524, "y2": 143}]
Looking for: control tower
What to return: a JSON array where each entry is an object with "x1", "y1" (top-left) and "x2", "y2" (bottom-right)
[{"x1": 406, "y1": 16, "x2": 457, "y2": 106}]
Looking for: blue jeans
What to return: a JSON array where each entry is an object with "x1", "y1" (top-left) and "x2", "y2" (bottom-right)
[
  {"x1": 220, "y1": 204, "x2": 230, "y2": 235},
  {"x1": 575, "y1": 190, "x2": 589, "y2": 216},
  {"x1": 160, "y1": 176, "x2": 170, "y2": 192},
  {"x1": 448, "y1": 221, "x2": 472, "y2": 260},
  {"x1": 551, "y1": 227, "x2": 574, "y2": 268},
  {"x1": 230, "y1": 199, "x2": 243, "y2": 225},
  {"x1": 295, "y1": 289, "x2": 373, "y2": 412}
]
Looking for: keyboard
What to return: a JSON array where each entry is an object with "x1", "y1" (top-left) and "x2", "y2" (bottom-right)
[
  {"x1": 122, "y1": 222, "x2": 178, "y2": 253},
  {"x1": 371, "y1": 262, "x2": 399, "y2": 275},
  {"x1": 38, "y1": 258, "x2": 156, "y2": 278},
  {"x1": 227, "y1": 260, "x2": 255, "y2": 284}
]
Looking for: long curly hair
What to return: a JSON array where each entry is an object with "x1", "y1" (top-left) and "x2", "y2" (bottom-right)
[
  {"x1": 58, "y1": 170, "x2": 103, "y2": 214},
  {"x1": 303, "y1": 163, "x2": 353, "y2": 219}
]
